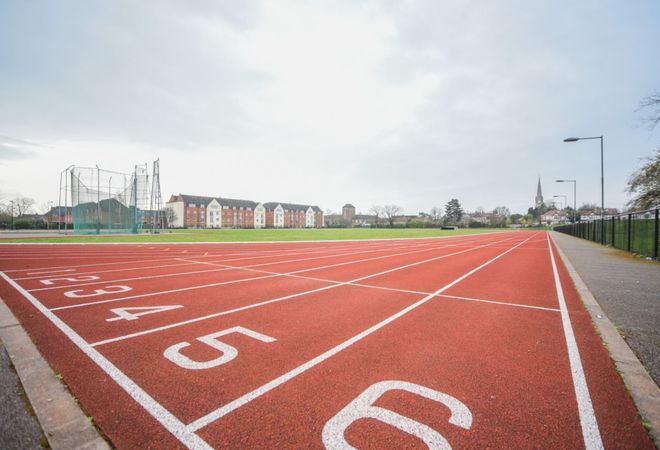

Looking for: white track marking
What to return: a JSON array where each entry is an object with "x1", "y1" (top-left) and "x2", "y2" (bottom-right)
[
  {"x1": 184, "y1": 233, "x2": 537, "y2": 432},
  {"x1": 177, "y1": 256, "x2": 559, "y2": 312},
  {"x1": 10, "y1": 238, "x2": 476, "y2": 280},
  {"x1": 0, "y1": 232, "x2": 507, "y2": 273},
  {"x1": 64, "y1": 285, "x2": 133, "y2": 298},
  {"x1": 87, "y1": 236, "x2": 519, "y2": 346},
  {"x1": 322, "y1": 380, "x2": 472, "y2": 449},
  {"x1": 51, "y1": 235, "x2": 514, "y2": 312},
  {"x1": 27, "y1": 268, "x2": 76, "y2": 276},
  {"x1": 107, "y1": 305, "x2": 184, "y2": 322},
  {"x1": 164, "y1": 326, "x2": 276, "y2": 370},
  {"x1": 0, "y1": 272, "x2": 211, "y2": 450},
  {"x1": 546, "y1": 234, "x2": 603, "y2": 449},
  {"x1": 27, "y1": 241, "x2": 438, "y2": 291}
]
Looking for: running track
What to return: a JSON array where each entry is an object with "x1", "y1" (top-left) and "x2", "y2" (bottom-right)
[{"x1": 0, "y1": 231, "x2": 653, "y2": 449}]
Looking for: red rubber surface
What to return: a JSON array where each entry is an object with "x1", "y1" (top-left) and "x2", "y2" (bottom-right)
[{"x1": 0, "y1": 232, "x2": 653, "y2": 449}]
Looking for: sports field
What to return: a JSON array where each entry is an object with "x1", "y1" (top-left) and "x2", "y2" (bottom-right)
[
  {"x1": 0, "y1": 231, "x2": 652, "y2": 448},
  {"x1": 0, "y1": 227, "x2": 504, "y2": 243}
]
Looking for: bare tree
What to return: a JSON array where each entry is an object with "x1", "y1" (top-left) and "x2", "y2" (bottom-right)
[
  {"x1": 369, "y1": 205, "x2": 383, "y2": 227},
  {"x1": 626, "y1": 149, "x2": 660, "y2": 210},
  {"x1": 165, "y1": 206, "x2": 178, "y2": 228},
  {"x1": 493, "y1": 206, "x2": 510, "y2": 217},
  {"x1": 637, "y1": 90, "x2": 660, "y2": 130},
  {"x1": 429, "y1": 206, "x2": 443, "y2": 223},
  {"x1": 382, "y1": 204, "x2": 403, "y2": 227},
  {"x1": 11, "y1": 197, "x2": 35, "y2": 217}
]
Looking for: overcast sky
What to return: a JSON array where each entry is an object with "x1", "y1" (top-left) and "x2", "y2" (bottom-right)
[{"x1": 1, "y1": 0, "x2": 659, "y2": 215}]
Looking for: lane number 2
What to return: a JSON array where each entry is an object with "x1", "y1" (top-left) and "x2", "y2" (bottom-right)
[
  {"x1": 41, "y1": 275, "x2": 100, "y2": 285},
  {"x1": 323, "y1": 380, "x2": 472, "y2": 449},
  {"x1": 164, "y1": 326, "x2": 276, "y2": 370}
]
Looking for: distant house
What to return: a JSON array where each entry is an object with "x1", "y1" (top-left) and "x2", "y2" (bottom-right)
[
  {"x1": 540, "y1": 209, "x2": 568, "y2": 225},
  {"x1": 578, "y1": 208, "x2": 619, "y2": 221},
  {"x1": 44, "y1": 206, "x2": 73, "y2": 224}
]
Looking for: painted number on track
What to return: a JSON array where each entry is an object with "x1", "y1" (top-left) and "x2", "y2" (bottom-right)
[
  {"x1": 41, "y1": 275, "x2": 100, "y2": 285},
  {"x1": 322, "y1": 380, "x2": 472, "y2": 449},
  {"x1": 163, "y1": 326, "x2": 276, "y2": 370},
  {"x1": 64, "y1": 285, "x2": 132, "y2": 298},
  {"x1": 106, "y1": 305, "x2": 184, "y2": 322}
]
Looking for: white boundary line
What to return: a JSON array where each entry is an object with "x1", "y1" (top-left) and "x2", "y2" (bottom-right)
[
  {"x1": 0, "y1": 232, "x2": 489, "y2": 274},
  {"x1": 184, "y1": 232, "x2": 537, "y2": 432},
  {"x1": 50, "y1": 235, "x2": 515, "y2": 312},
  {"x1": 26, "y1": 240, "x2": 442, "y2": 291},
  {"x1": 546, "y1": 233, "x2": 603, "y2": 450},
  {"x1": 0, "y1": 271, "x2": 211, "y2": 450},
  {"x1": 87, "y1": 234, "x2": 518, "y2": 346}
]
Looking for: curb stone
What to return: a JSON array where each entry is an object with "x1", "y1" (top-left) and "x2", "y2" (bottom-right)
[{"x1": 0, "y1": 298, "x2": 110, "y2": 450}]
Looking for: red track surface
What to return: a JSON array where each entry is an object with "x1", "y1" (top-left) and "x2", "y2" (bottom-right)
[{"x1": 0, "y1": 231, "x2": 653, "y2": 449}]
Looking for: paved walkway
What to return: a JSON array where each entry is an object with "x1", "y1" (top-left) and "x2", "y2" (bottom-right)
[{"x1": 552, "y1": 231, "x2": 660, "y2": 386}]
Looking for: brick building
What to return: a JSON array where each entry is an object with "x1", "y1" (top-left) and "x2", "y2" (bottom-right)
[{"x1": 166, "y1": 194, "x2": 323, "y2": 228}]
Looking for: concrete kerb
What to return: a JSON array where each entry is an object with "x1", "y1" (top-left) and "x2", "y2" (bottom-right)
[
  {"x1": 550, "y1": 231, "x2": 660, "y2": 445},
  {"x1": 0, "y1": 298, "x2": 110, "y2": 450}
]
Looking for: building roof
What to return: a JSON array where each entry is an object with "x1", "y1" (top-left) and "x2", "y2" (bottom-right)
[
  {"x1": 170, "y1": 194, "x2": 321, "y2": 213},
  {"x1": 46, "y1": 206, "x2": 72, "y2": 215},
  {"x1": 342, "y1": 203, "x2": 355, "y2": 209},
  {"x1": 263, "y1": 202, "x2": 322, "y2": 213},
  {"x1": 216, "y1": 197, "x2": 258, "y2": 209}
]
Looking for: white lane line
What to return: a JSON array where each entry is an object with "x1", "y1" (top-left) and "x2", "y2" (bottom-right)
[
  {"x1": 12, "y1": 244, "x2": 387, "y2": 280},
  {"x1": 184, "y1": 232, "x2": 538, "y2": 432},
  {"x1": 0, "y1": 271, "x2": 211, "y2": 450},
  {"x1": 88, "y1": 235, "x2": 517, "y2": 347},
  {"x1": 546, "y1": 234, "x2": 603, "y2": 449},
  {"x1": 192, "y1": 263, "x2": 562, "y2": 313},
  {"x1": 0, "y1": 232, "x2": 509, "y2": 273},
  {"x1": 50, "y1": 237, "x2": 511, "y2": 312},
  {"x1": 26, "y1": 268, "x2": 76, "y2": 276},
  {"x1": 27, "y1": 241, "x2": 436, "y2": 291}
]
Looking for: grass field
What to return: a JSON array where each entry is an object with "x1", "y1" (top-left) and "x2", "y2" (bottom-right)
[{"x1": 0, "y1": 227, "x2": 513, "y2": 243}]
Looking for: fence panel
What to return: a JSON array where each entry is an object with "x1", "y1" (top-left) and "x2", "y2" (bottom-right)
[{"x1": 554, "y1": 207, "x2": 659, "y2": 260}]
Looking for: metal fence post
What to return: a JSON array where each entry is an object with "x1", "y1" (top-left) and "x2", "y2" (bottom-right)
[
  {"x1": 611, "y1": 216, "x2": 615, "y2": 247},
  {"x1": 627, "y1": 213, "x2": 632, "y2": 252},
  {"x1": 654, "y1": 208, "x2": 659, "y2": 260}
]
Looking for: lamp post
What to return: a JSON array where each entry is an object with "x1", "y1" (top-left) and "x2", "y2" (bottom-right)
[
  {"x1": 563, "y1": 136, "x2": 604, "y2": 242},
  {"x1": 553, "y1": 195, "x2": 567, "y2": 222},
  {"x1": 556, "y1": 179, "x2": 577, "y2": 222}
]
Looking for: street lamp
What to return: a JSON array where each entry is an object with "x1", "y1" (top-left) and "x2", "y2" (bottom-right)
[
  {"x1": 553, "y1": 195, "x2": 567, "y2": 222},
  {"x1": 563, "y1": 135, "x2": 604, "y2": 242},
  {"x1": 556, "y1": 179, "x2": 577, "y2": 222}
]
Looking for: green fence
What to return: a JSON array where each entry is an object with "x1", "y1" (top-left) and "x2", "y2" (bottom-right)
[{"x1": 554, "y1": 208, "x2": 659, "y2": 259}]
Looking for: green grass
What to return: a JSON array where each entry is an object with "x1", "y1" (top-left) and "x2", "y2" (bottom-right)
[{"x1": 1, "y1": 227, "x2": 517, "y2": 243}]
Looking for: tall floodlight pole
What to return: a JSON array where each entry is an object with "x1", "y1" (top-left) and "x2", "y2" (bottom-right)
[
  {"x1": 10, "y1": 200, "x2": 14, "y2": 230},
  {"x1": 564, "y1": 136, "x2": 604, "y2": 243},
  {"x1": 556, "y1": 179, "x2": 577, "y2": 222}
]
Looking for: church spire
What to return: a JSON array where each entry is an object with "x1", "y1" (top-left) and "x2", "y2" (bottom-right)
[{"x1": 535, "y1": 176, "x2": 544, "y2": 208}]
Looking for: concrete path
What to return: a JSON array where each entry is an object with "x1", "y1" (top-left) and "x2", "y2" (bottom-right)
[{"x1": 552, "y1": 231, "x2": 660, "y2": 385}]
